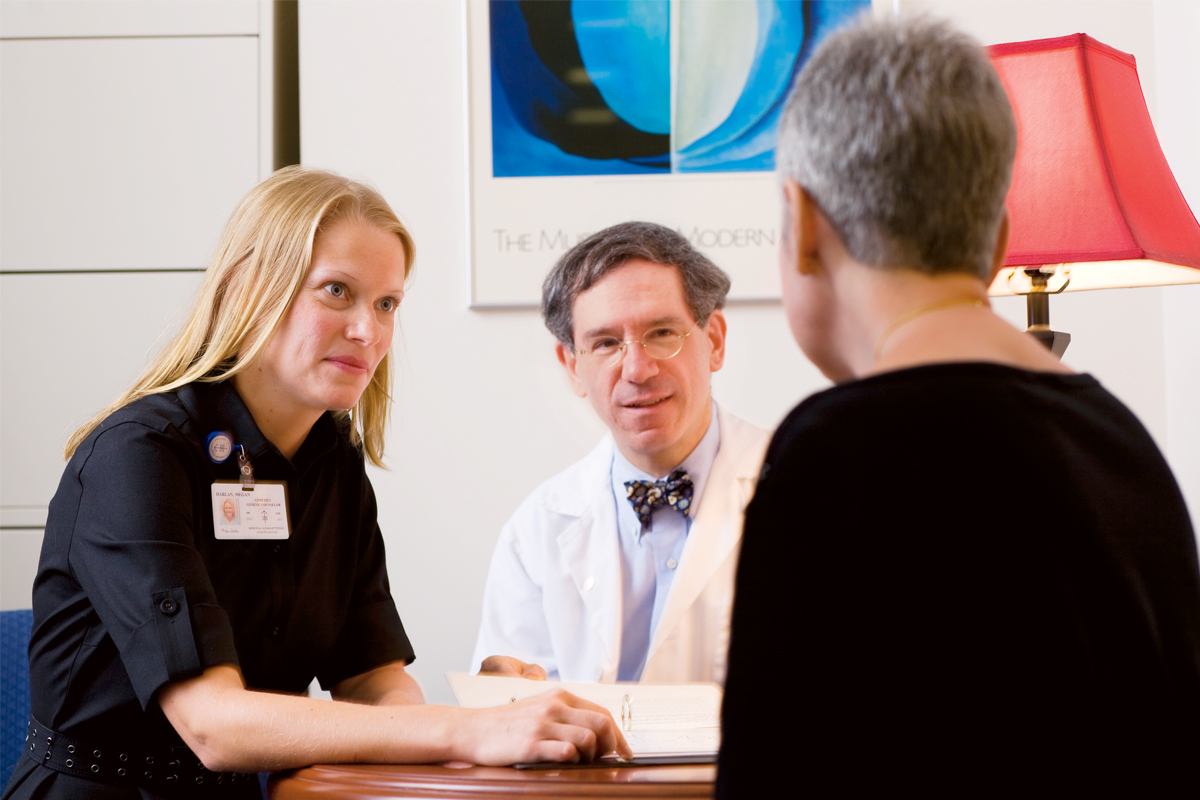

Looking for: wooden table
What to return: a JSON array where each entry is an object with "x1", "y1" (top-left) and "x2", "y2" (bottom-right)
[{"x1": 269, "y1": 762, "x2": 715, "y2": 799}]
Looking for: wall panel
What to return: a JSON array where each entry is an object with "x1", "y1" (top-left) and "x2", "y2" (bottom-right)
[
  {"x1": 0, "y1": 271, "x2": 207, "y2": 526},
  {"x1": 0, "y1": 0, "x2": 257, "y2": 38},
  {"x1": 1, "y1": 37, "x2": 260, "y2": 271},
  {"x1": 1, "y1": 530, "x2": 43, "y2": 611}
]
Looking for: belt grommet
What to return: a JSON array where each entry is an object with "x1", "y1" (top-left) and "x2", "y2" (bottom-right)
[
  {"x1": 28, "y1": 743, "x2": 33, "y2": 752},
  {"x1": 91, "y1": 764, "x2": 99, "y2": 773},
  {"x1": 166, "y1": 774, "x2": 177, "y2": 782},
  {"x1": 118, "y1": 768, "x2": 127, "y2": 777},
  {"x1": 145, "y1": 756, "x2": 154, "y2": 765},
  {"x1": 93, "y1": 749, "x2": 101, "y2": 758},
  {"x1": 67, "y1": 745, "x2": 75, "y2": 754},
  {"x1": 45, "y1": 737, "x2": 53, "y2": 746},
  {"x1": 119, "y1": 753, "x2": 128, "y2": 762},
  {"x1": 144, "y1": 771, "x2": 153, "y2": 779},
  {"x1": 43, "y1": 752, "x2": 50, "y2": 760},
  {"x1": 64, "y1": 759, "x2": 73, "y2": 768},
  {"x1": 195, "y1": 776, "x2": 204, "y2": 785}
]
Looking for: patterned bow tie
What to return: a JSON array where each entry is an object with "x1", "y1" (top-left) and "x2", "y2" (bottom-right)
[{"x1": 624, "y1": 469, "x2": 694, "y2": 531}]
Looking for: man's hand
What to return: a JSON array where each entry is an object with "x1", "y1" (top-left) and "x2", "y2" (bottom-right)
[
  {"x1": 479, "y1": 655, "x2": 548, "y2": 680},
  {"x1": 462, "y1": 689, "x2": 632, "y2": 765}
]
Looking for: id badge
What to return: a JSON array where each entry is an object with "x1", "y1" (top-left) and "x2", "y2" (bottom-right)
[{"x1": 211, "y1": 481, "x2": 290, "y2": 540}]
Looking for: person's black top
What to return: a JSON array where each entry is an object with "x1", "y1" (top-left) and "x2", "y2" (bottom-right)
[
  {"x1": 717, "y1": 363, "x2": 1200, "y2": 794},
  {"x1": 4, "y1": 380, "x2": 414, "y2": 799}
]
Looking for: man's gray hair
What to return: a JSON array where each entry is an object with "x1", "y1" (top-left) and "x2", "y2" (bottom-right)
[
  {"x1": 542, "y1": 221, "x2": 732, "y2": 347},
  {"x1": 776, "y1": 14, "x2": 1017, "y2": 280}
]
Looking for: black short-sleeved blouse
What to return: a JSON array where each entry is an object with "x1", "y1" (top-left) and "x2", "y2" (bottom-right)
[{"x1": 5, "y1": 380, "x2": 414, "y2": 798}]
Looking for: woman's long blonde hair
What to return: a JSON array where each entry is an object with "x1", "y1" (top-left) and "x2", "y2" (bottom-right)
[{"x1": 66, "y1": 166, "x2": 415, "y2": 467}]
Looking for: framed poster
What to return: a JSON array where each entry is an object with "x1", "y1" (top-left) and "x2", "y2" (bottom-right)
[{"x1": 466, "y1": 0, "x2": 871, "y2": 306}]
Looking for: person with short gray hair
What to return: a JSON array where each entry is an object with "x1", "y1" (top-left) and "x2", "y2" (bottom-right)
[
  {"x1": 775, "y1": 14, "x2": 1016, "y2": 281},
  {"x1": 719, "y1": 14, "x2": 1200, "y2": 793},
  {"x1": 472, "y1": 221, "x2": 770, "y2": 686}
]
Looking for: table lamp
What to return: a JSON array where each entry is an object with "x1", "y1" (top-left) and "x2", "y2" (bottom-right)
[{"x1": 986, "y1": 34, "x2": 1200, "y2": 356}]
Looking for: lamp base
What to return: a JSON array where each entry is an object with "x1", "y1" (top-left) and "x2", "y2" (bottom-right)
[
  {"x1": 1028, "y1": 328, "x2": 1071, "y2": 357},
  {"x1": 1025, "y1": 287, "x2": 1070, "y2": 358}
]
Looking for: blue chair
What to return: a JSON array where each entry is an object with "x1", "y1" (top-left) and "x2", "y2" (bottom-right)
[{"x1": 1, "y1": 610, "x2": 33, "y2": 786}]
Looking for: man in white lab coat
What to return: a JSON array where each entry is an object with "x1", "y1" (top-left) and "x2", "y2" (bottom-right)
[{"x1": 471, "y1": 222, "x2": 771, "y2": 685}]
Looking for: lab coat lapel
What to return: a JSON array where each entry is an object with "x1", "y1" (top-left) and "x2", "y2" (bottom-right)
[
  {"x1": 554, "y1": 447, "x2": 623, "y2": 683},
  {"x1": 646, "y1": 409, "x2": 758, "y2": 661}
]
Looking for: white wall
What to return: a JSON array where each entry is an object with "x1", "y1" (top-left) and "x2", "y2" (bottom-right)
[
  {"x1": 1155, "y1": 1, "x2": 1200, "y2": 524},
  {"x1": 300, "y1": 0, "x2": 1200, "y2": 706},
  {"x1": 0, "y1": 0, "x2": 270, "y2": 605}
]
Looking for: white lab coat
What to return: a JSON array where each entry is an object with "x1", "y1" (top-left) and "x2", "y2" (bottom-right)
[{"x1": 471, "y1": 406, "x2": 771, "y2": 685}]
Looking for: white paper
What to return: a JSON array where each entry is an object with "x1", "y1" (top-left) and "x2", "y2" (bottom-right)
[
  {"x1": 445, "y1": 673, "x2": 722, "y2": 756},
  {"x1": 622, "y1": 729, "x2": 721, "y2": 757}
]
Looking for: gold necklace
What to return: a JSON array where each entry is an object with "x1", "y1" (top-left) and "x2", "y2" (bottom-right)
[{"x1": 873, "y1": 297, "x2": 987, "y2": 362}]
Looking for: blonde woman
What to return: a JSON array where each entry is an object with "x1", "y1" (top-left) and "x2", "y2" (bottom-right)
[{"x1": 5, "y1": 167, "x2": 627, "y2": 800}]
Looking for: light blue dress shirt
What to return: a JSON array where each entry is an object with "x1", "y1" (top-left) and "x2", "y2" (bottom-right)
[{"x1": 611, "y1": 406, "x2": 721, "y2": 681}]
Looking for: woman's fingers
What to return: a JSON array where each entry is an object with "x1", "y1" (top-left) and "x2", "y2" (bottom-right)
[
  {"x1": 468, "y1": 689, "x2": 632, "y2": 765},
  {"x1": 541, "y1": 721, "x2": 597, "y2": 761},
  {"x1": 523, "y1": 737, "x2": 580, "y2": 765},
  {"x1": 530, "y1": 690, "x2": 632, "y2": 760}
]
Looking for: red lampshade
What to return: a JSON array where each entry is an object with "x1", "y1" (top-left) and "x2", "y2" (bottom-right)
[{"x1": 986, "y1": 34, "x2": 1200, "y2": 295}]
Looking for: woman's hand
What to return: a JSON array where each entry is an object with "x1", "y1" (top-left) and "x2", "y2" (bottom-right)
[
  {"x1": 478, "y1": 655, "x2": 548, "y2": 680},
  {"x1": 459, "y1": 689, "x2": 632, "y2": 766}
]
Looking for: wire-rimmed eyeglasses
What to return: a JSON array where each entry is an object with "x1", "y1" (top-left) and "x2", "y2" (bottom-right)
[{"x1": 575, "y1": 322, "x2": 700, "y2": 368}]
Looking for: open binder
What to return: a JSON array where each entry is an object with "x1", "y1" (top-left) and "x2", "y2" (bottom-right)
[{"x1": 445, "y1": 672, "x2": 722, "y2": 767}]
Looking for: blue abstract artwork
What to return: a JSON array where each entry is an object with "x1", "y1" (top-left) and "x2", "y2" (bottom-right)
[{"x1": 489, "y1": 0, "x2": 868, "y2": 177}]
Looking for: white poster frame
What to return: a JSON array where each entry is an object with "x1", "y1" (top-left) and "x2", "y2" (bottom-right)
[{"x1": 463, "y1": 0, "x2": 789, "y2": 308}]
